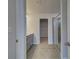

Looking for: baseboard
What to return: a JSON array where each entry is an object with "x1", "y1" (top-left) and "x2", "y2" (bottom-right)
[
  {"x1": 33, "y1": 42, "x2": 40, "y2": 44},
  {"x1": 48, "y1": 42, "x2": 53, "y2": 44},
  {"x1": 40, "y1": 37, "x2": 48, "y2": 38}
]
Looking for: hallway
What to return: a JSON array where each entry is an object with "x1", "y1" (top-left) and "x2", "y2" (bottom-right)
[{"x1": 27, "y1": 38, "x2": 60, "y2": 59}]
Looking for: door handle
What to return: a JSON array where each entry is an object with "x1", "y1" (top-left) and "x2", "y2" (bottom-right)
[
  {"x1": 65, "y1": 42, "x2": 70, "y2": 46},
  {"x1": 16, "y1": 40, "x2": 18, "y2": 43}
]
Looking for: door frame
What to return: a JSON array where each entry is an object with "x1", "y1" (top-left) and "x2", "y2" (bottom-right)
[
  {"x1": 14, "y1": 0, "x2": 69, "y2": 59},
  {"x1": 60, "y1": 0, "x2": 70, "y2": 59},
  {"x1": 53, "y1": 16, "x2": 61, "y2": 45},
  {"x1": 38, "y1": 14, "x2": 57, "y2": 44}
]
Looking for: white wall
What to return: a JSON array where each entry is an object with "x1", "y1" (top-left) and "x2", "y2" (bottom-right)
[
  {"x1": 8, "y1": 0, "x2": 16, "y2": 59},
  {"x1": 26, "y1": 15, "x2": 33, "y2": 35},
  {"x1": 26, "y1": 14, "x2": 40, "y2": 44},
  {"x1": 27, "y1": 0, "x2": 60, "y2": 14},
  {"x1": 48, "y1": 16, "x2": 54, "y2": 44},
  {"x1": 26, "y1": 13, "x2": 57, "y2": 44}
]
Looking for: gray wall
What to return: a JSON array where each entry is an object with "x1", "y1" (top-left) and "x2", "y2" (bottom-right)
[{"x1": 8, "y1": 0, "x2": 16, "y2": 59}]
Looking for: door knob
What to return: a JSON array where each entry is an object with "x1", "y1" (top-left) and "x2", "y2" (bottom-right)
[
  {"x1": 65, "y1": 42, "x2": 70, "y2": 46},
  {"x1": 16, "y1": 40, "x2": 18, "y2": 43}
]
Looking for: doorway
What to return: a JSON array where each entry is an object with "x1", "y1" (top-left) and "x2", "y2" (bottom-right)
[
  {"x1": 15, "y1": 0, "x2": 69, "y2": 59},
  {"x1": 40, "y1": 19, "x2": 48, "y2": 44}
]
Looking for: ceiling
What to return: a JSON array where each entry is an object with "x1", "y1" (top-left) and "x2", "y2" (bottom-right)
[{"x1": 26, "y1": 0, "x2": 60, "y2": 14}]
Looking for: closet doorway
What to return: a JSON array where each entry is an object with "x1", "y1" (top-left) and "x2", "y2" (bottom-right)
[{"x1": 40, "y1": 19, "x2": 48, "y2": 44}]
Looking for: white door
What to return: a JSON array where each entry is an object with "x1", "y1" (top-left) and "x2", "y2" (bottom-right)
[{"x1": 16, "y1": 0, "x2": 26, "y2": 59}]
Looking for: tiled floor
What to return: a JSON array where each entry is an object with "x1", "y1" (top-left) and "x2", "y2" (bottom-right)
[{"x1": 27, "y1": 38, "x2": 60, "y2": 59}]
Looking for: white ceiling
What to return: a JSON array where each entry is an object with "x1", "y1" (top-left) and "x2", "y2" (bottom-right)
[{"x1": 26, "y1": 0, "x2": 60, "y2": 14}]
